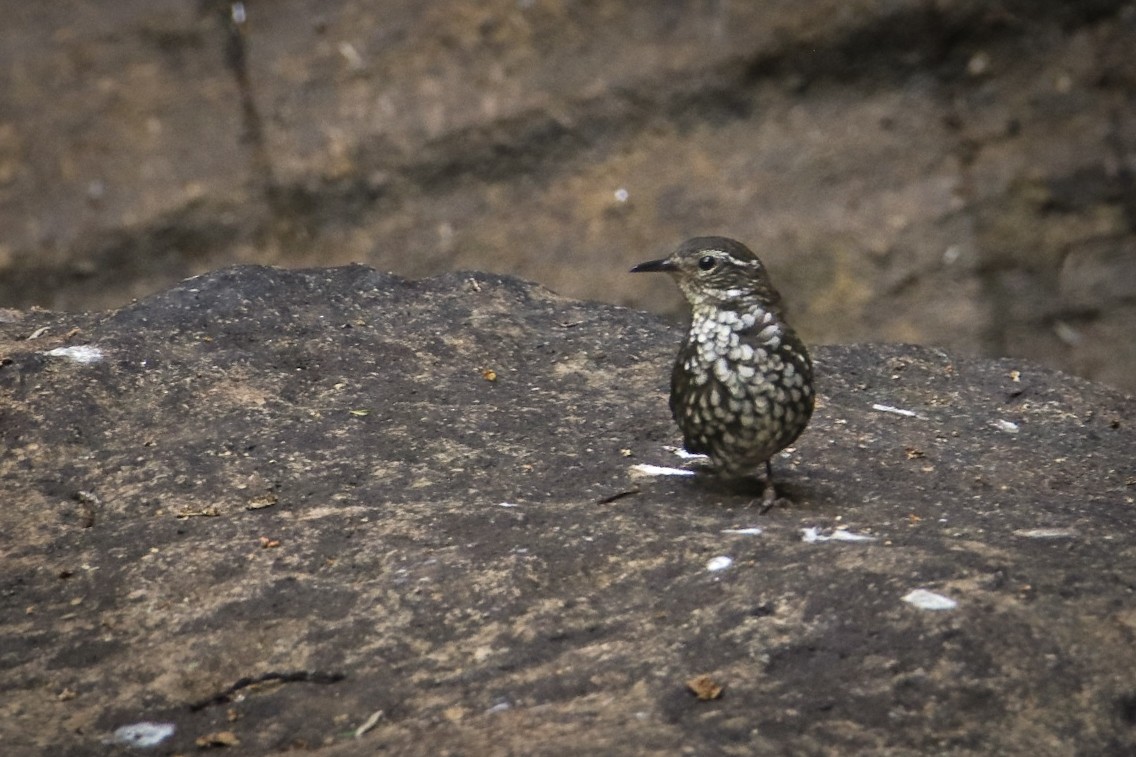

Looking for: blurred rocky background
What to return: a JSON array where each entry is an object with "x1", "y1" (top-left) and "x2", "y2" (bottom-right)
[{"x1": 1, "y1": 0, "x2": 1134, "y2": 391}]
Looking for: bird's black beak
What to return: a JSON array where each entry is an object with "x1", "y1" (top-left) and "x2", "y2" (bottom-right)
[{"x1": 630, "y1": 258, "x2": 678, "y2": 273}]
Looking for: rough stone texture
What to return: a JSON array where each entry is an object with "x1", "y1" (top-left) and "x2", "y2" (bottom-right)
[
  {"x1": 2, "y1": 1, "x2": 1135, "y2": 391},
  {"x1": 2, "y1": 267, "x2": 1134, "y2": 756}
]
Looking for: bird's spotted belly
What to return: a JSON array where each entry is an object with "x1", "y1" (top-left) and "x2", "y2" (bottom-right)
[{"x1": 673, "y1": 346, "x2": 813, "y2": 476}]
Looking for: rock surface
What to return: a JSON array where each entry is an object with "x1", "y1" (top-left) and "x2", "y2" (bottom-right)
[
  {"x1": 1, "y1": 267, "x2": 1134, "y2": 755},
  {"x1": 2, "y1": 1, "x2": 1135, "y2": 390}
]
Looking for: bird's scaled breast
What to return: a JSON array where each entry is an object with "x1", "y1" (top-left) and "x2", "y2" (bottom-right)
[{"x1": 671, "y1": 306, "x2": 814, "y2": 473}]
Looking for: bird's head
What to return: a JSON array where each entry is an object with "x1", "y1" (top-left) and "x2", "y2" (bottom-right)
[{"x1": 630, "y1": 236, "x2": 783, "y2": 313}]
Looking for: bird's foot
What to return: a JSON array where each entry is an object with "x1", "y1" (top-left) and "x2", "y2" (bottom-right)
[
  {"x1": 759, "y1": 481, "x2": 779, "y2": 513},
  {"x1": 759, "y1": 477, "x2": 793, "y2": 513},
  {"x1": 686, "y1": 459, "x2": 718, "y2": 476}
]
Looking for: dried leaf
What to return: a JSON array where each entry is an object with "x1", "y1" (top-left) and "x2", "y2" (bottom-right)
[
  {"x1": 195, "y1": 730, "x2": 239, "y2": 748},
  {"x1": 246, "y1": 494, "x2": 278, "y2": 510},
  {"x1": 685, "y1": 674, "x2": 724, "y2": 701}
]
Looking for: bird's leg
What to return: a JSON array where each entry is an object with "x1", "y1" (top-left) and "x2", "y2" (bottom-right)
[{"x1": 759, "y1": 459, "x2": 779, "y2": 513}]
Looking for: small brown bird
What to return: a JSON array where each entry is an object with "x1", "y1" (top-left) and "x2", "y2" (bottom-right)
[{"x1": 631, "y1": 236, "x2": 814, "y2": 507}]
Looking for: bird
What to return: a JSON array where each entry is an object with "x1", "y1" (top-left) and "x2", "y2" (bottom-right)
[{"x1": 631, "y1": 236, "x2": 814, "y2": 508}]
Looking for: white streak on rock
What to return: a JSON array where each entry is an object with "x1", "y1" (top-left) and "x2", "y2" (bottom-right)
[
  {"x1": 1013, "y1": 528, "x2": 1076, "y2": 539},
  {"x1": 630, "y1": 464, "x2": 696, "y2": 477},
  {"x1": 45, "y1": 345, "x2": 104, "y2": 364},
  {"x1": 801, "y1": 527, "x2": 877, "y2": 543},
  {"x1": 706, "y1": 556, "x2": 733, "y2": 572},
  {"x1": 992, "y1": 419, "x2": 1020, "y2": 434},
  {"x1": 902, "y1": 589, "x2": 957, "y2": 611},
  {"x1": 871, "y1": 403, "x2": 925, "y2": 419},
  {"x1": 109, "y1": 722, "x2": 175, "y2": 748}
]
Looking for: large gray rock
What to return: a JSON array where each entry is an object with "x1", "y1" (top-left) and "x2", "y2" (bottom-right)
[
  {"x1": 1, "y1": 267, "x2": 1133, "y2": 755},
  {"x1": 2, "y1": 1, "x2": 1135, "y2": 390}
]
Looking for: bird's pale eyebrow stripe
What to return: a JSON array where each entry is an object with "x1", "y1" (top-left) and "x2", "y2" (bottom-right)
[{"x1": 721, "y1": 255, "x2": 760, "y2": 269}]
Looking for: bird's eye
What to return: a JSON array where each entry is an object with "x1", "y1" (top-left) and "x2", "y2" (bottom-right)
[{"x1": 698, "y1": 255, "x2": 716, "y2": 271}]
